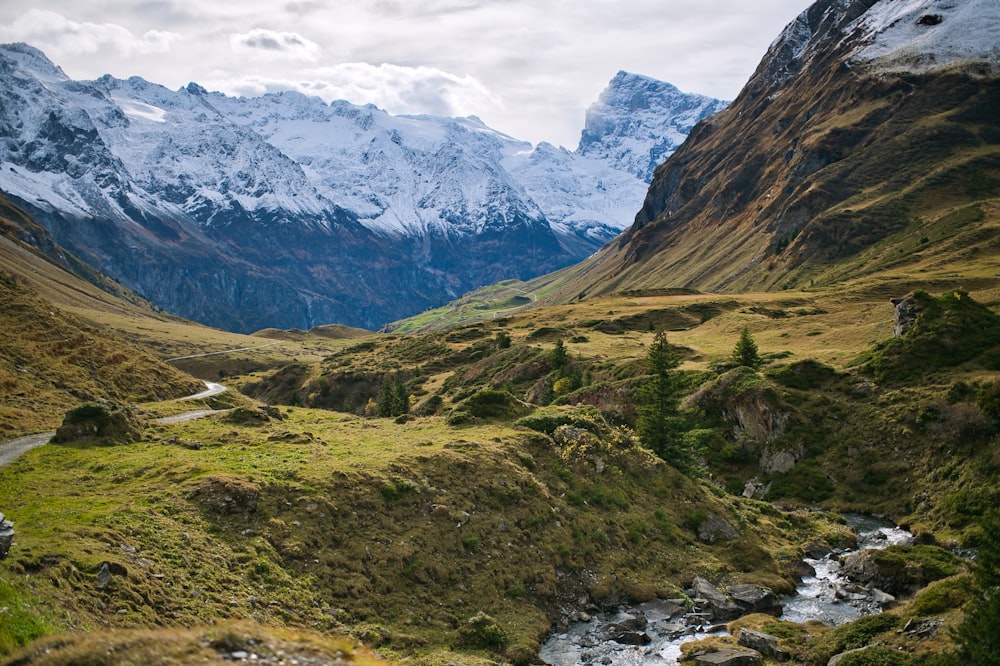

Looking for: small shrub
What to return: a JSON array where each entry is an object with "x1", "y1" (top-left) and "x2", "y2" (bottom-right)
[
  {"x1": 833, "y1": 645, "x2": 907, "y2": 666},
  {"x1": 767, "y1": 359, "x2": 836, "y2": 389},
  {"x1": 458, "y1": 389, "x2": 527, "y2": 419},
  {"x1": 831, "y1": 613, "x2": 902, "y2": 653},
  {"x1": 912, "y1": 574, "x2": 973, "y2": 615},
  {"x1": 457, "y1": 612, "x2": 509, "y2": 652},
  {"x1": 446, "y1": 408, "x2": 474, "y2": 426}
]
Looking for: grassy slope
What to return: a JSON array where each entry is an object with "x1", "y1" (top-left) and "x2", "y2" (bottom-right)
[{"x1": 2, "y1": 281, "x2": 994, "y2": 663}]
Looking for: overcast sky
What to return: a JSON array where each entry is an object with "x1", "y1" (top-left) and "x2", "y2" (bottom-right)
[{"x1": 0, "y1": 1, "x2": 813, "y2": 148}]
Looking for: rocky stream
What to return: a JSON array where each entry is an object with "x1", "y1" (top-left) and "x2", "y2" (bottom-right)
[{"x1": 538, "y1": 514, "x2": 913, "y2": 665}]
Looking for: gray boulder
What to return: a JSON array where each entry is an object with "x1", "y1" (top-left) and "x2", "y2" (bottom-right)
[
  {"x1": 729, "y1": 584, "x2": 782, "y2": 616},
  {"x1": 738, "y1": 628, "x2": 790, "y2": 662},
  {"x1": 0, "y1": 512, "x2": 13, "y2": 559},
  {"x1": 690, "y1": 576, "x2": 741, "y2": 620},
  {"x1": 698, "y1": 512, "x2": 740, "y2": 544}
]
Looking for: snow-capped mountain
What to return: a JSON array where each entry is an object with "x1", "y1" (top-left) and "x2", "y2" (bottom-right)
[
  {"x1": 543, "y1": 0, "x2": 1000, "y2": 303},
  {"x1": 577, "y1": 71, "x2": 729, "y2": 182},
  {"x1": 0, "y1": 42, "x2": 726, "y2": 331}
]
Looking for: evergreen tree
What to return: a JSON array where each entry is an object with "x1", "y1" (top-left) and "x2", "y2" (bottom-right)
[
  {"x1": 550, "y1": 338, "x2": 568, "y2": 373},
  {"x1": 394, "y1": 377, "x2": 410, "y2": 416},
  {"x1": 732, "y1": 326, "x2": 762, "y2": 368},
  {"x1": 950, "y1": 510, "x2": 1000, "y2": 665},
  {"x1": 637, "y1": 331, "x2": 687, "y2": 468},
  {"x1": 495, "y1": 330, "x2": 511, "y2": 350},
  {"x1": 377, "y1": 375, "x2": 409, "y2": 417}
]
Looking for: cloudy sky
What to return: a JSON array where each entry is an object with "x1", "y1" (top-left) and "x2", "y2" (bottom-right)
[{"x1": 0, "y1": 1, "x2": 813, "y2": 148}]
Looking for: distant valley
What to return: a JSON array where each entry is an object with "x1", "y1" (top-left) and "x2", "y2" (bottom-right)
[{"x1": 0, "y1": 46, "x2": 723, "y2": 332}]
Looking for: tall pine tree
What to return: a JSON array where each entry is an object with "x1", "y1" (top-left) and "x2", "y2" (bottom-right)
[
  {"x1": 377, "y1": 375, "x2": 409, "y2": 417},
  {"x1": 637, "y1": 331, "x2": 688, "y2": 469},
  {"x1": 732, "y1": 326, "x2": 761, "y2": 369}
]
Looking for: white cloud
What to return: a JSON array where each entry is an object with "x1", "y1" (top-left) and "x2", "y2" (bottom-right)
[
  {"x1": 230, "y1": 29, "x2": 320, "y2": 61},
  {"x1": 0, "y1": 9, "x2": 181, "y2": 57},
  {"x1": 0, "y1": 0, "x2": 814, "y2": 146},
  {"x1": 211, "y1": 62, "x2": 502, "y2": 119}
]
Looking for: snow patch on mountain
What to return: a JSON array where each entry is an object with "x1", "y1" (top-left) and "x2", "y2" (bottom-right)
[
  {"x1": 851, "y1": 0, "x2": 1000, "y2": 74},
  {"x1": 0, "y1": 42, "x2": 729, "y2": 264}
]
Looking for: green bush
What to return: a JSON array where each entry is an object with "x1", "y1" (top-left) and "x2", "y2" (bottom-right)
[
  {"x1": 458, "y1": 389, "x2": 527, "y2": 419},
  {"x1": 457, "y1": 612, "x2": 509, "y2": 652},
  {"x1": 869, "y1": 545, "x2": 961, "y2": 594},
  {"x1": 832, "y1": 613, "x2": 902, "y2": 653},
  {"x1": 912, "y1": 575, "x2": 972, "y2": 615},
  {"x1": 833, "y1": 645, "x2": 907, "y2": 666},
  {"x1": 767, "y1": 359, "x2": 837, "y2": 389}
]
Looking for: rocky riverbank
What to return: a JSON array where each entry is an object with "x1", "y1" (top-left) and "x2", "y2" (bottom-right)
[{"x1": 539, "y1": 515, "x2": 916, "y2": 665}]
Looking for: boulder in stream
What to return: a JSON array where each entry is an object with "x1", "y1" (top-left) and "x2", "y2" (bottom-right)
[
  {"x1": 729, "y1": 584, "x2": 781, "y2": 616},
  {"x1": 690, "y1": 576, "x2": 741, "y2": 620}
]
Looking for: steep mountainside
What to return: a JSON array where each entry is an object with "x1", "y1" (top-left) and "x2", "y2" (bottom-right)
[
  {"x1": 0, "y1": 44, "x2": 724, "y2": 331},
  {"x1": 538, "y1": 0, "x2": 1000, "y2": 303}
]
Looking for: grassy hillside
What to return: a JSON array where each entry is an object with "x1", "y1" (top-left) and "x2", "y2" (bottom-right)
[
  {"x1": 0, "y1": 270, "x2": 203, "y2": 436},
  {"x1": 2, "y1": 279, "x2": 996, "y2": 663},
  {"x1": 518, "y1": 66, "x2": 1000, "y2": 310}
]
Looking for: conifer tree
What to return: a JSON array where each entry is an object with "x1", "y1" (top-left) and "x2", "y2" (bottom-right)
[
  {"x1": 637, "y1": 331, "x2": 686, "y2": 467},
  {"x1": 950, "y1": 510, "x2": 1000, "y2": 665},
  {"x1": 377, "y1": 375, "x2": 409, "y2": 417},
  {"x1": 550, "y1": 338, "x2": 568, "y2": 373},
  {"x1": 732, "y1": 326, "x2": 762, "y2": 369}
]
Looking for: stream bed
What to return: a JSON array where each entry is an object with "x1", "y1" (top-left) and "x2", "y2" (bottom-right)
[{"x1": 538, "y1": 514, "x2": 913, "y2": 666}]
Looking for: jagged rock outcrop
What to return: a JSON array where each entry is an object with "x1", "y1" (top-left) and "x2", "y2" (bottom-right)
[
  {"x1": 891, "y1": 295, "x2": 920, "y2": 337},
  {"x1": 685, "y1": 368, "x2": 790, "y2": 445}
]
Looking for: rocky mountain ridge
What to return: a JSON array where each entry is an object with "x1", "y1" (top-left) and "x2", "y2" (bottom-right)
[
  {"x1": 533, "y1": 0, "x2": 1000, "y2": 304},
  {"x1": 0, "y1": 43, "x2": 725, "y2": 331}
]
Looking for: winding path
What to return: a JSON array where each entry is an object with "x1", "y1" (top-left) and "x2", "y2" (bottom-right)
[
  {"x1": 0, "y1": 433, "x2": 54, "y2": 468},
  {"x1": 0, "y1": 381, "x2": 230, "y2": 468}
]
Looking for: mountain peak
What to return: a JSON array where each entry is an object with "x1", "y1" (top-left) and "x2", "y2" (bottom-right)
[
  {"x1": 758, "y1": 0, "x2": 1000, "y2": 93},
  {"x1": 576, "y1": 72, "x2": 727, "y2": 181},
  {"x1": 0, "y1": 42, "x2": 68, "y2": 82}
]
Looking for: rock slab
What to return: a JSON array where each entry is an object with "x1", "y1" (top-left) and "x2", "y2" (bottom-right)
[
  {"x1": 738, "y1": 628, "x2": 790, "y2": 662},
  {"x1": 694, "y1": 648, "x2": 763, "y2": 665}
]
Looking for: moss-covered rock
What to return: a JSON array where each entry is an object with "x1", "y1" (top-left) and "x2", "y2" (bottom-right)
[
  {"x1": 854, "y1": 291, "x2": 1000, "y2": 382},
  {"x1": 52, "y1": 402, "x2": 143, "y2": 444}
]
